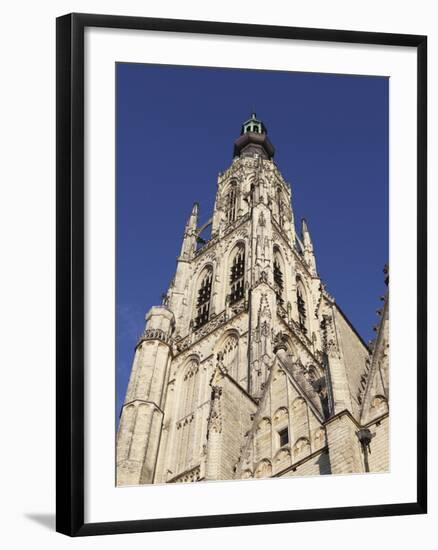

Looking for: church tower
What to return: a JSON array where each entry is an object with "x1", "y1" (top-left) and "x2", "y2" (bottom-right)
[{"x1": 116, "y1": 113, "x2": 389, "y2": 485}]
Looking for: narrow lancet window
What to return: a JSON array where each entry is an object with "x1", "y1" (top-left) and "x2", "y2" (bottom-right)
[
  {"x1": 229, "y1": 245, "x2": 245, "y2": 305},
  {"x1": 227, "y1": 183, "x2": 237, "y2": 223},
  {"x1": 273, "y1": 254, "x2": 284, "y2": 306},
  {"x1": 174, "y1": 359, "x2": 200, "y2": 477},
  {"x1": 221, "y1": 334, "x2": 239, "y2": 380},
  {"x1": 194, "y1": 267, "x2": 212, "y2": 329},
  {"x1": 296, "y1": 279, "x2": 307, "y2": 334}
]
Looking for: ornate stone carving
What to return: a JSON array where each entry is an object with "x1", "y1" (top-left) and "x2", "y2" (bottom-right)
[
  {"x1": 137, "y1": 328, "x2": 170, "y2": 346},
  {"x1": 174, "y1": 300, "x2": 248, "y2": 355},
  {"x1": 273, "y1": 331, "x2": 288, "y2": 353},
  {"x1": 320, "y1": 314, "x2": 339, "y2": 357},
  {"x1": 207, "y1": 385, "x2": 223, "y2": 435},
  {"x1": 169, "y1": 465, "x2": 201, "y2": 483}
]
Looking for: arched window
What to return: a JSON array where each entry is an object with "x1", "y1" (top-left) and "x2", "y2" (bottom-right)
[
  {"x1": 221, "y1": 334, "x2": 239, "y2": 379},
  {"x1": 273, "y1": 249, "x2": 284, "y2": 306},
  {"x1": 194, "y1": 266, "x2": 212, "y2": 329},
  {"x1": 180, "y1": 359, "x2": 199, "y2": 418},
  {"x1": 229, "y1": 244, "x2": 245, "y2": 305},
  {"x1": 227, "y1": 182, "x2": 237, "y2": 223},
  {"x1": 296, "y1": 277, "x2": 307, "y2": 334},
  {"x1": 174, "y1": 359, "x2": 200, "y2": 476}
]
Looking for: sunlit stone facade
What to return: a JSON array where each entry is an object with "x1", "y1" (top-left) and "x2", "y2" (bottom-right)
[{"x1": 116, "y1": 114, "x2": 389, "y2": 486}]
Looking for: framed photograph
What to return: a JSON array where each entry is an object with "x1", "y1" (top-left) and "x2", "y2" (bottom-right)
[{"x1": 56, "y1": 13, "x2": 427, "y2": 536}]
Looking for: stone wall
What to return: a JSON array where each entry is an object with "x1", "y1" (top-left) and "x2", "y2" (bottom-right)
[
  {"x1": 333, "y1": 305, "x2": 370, "y2": 420},
  {"x1": 280, "y1": 449, "x2": 331, "y2": 477},
  {"x1": 206, "y1": 375, "x2": 256, "y2": 480},
  {"x1": 366, "y1": 415, "x2": 389, "y2": 473},
  {"x1": 325, "y1": 411, "x2": 364, "y2": 474}
]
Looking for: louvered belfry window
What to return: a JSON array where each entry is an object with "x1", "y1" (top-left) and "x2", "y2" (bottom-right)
[
  {"x1": 229, "y1": 247, "x2": 245, "y2": 305},
  {"x1": 273, "y1": 258, "x2": 284, "y2": 306},
  {"x1": 297, "y1": 285, "x2": 307, "y2": 334},
  {"x1": 194, "y1": 268, "x2": 212, "y2": 329}
]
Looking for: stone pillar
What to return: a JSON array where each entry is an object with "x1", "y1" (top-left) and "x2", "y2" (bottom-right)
[
  {"x1": 248, "y1": 202, "x2": 276, "y2": 398},
  {"x1": 116, "y1": 306, "x2": 174, "y2": 486},
  {"x1": 325, "y1": 411, "x2": 364, "y2": 474},
  {"x1": 205, "y1": 384, "x2": 223, "y2": 481}
]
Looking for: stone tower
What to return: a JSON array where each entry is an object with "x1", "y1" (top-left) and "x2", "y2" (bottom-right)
[{"x1": 116, "y1": 113, "x2": 389, "y2": 485}]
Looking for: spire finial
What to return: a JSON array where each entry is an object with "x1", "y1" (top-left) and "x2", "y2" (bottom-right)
[{"x1": 301, "y1": 218, "x2": 312, "y2": 247}]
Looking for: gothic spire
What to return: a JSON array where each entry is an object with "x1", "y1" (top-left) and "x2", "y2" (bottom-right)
[
  {"x1": 301, "y1": 218, "x2": 317, "y2": 275},
  {"x1": 186, "y1": 202, "x2": 199, "y2": 231},
  {"x1": 179, "y1": 202, "x2": 199, "y2": 259},
  {"x1": 301, "y1": 218, "x2": 313, "y2": 250}
]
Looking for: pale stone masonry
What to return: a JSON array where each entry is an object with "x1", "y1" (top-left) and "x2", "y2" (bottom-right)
[{"x1": 116, "y1": 114, "x2": 389, "y2": 486}]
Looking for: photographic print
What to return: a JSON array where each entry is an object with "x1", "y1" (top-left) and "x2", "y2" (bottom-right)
[{"x1": 115, "y1": 63, "x2": 389, "y2": 486}]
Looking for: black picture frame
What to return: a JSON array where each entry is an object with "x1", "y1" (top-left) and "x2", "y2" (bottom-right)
[{"x1": 56, "y1": 12, "x2": 427, "y2": 537}]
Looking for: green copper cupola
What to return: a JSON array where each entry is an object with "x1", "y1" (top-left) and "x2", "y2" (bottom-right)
[
  {"x1": 233, "y1": 112, "x2": 275, "y2": 160},
  {"x1": 241, "y1": 112, "x2": 267, "y2": 135}
]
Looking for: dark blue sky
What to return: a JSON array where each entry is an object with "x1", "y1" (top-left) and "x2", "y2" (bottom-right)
[{"x1": 116, "y1": 63, "x2": 388, "y2": 421}]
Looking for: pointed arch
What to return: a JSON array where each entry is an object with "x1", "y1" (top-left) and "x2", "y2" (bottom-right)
[
  {"x1": 296, "y1": 275, "x2": 308, "y2": 334},
  {"x1": 306, "y1": 363, "x2": 323, "y2": 383},
  {"x1": 282, "y1": 334, "x2": 297, "y2": 361},
  {"x1": 273, "y1": 406, "x2": 289, "y2": 424},
  {"x1": 220, "y1": 331, "x2": 240, "y2": 380},
  {"x1": 229, "y1": 242, "x2": 245, "y2": 305},
  {"x1": 255, "y1": 459, "x2": 272, "y2": 479},
  {"x1": 226, "y1": 181, "x2": 238, "y2": 223},
  {"x1": 173, "y1": 357, "x2": 201, "y2": 476},
  {"x1": 273, "y1": 246, "x2": 285, "y2": 306},
  {"x1": 293, "y1": 437, "x2": 311, "y2": 460},
  {"x1": 276, "y1": 186, "x2": 286, "y2": 228},
  {"x1": 274, "y1": 447, "x2": 291, "y2": 467},
  {"x1": 178, "y1": 357, "x2": 200, "y2": 420},
  {"x1": 193, "y1": 265, "x2": 213, "y2": 329}
]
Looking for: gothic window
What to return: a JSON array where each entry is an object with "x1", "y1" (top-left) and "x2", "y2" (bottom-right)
[
  {"x1": 273, "y1": 249, "x2": 284, "y2": 306},
  {"x1": 180, "y1": 360, "x2": 199, "y2": 418},
  {"x1": 296, "y1": 278, "x2": 307, "y2": 334},
  {"x1": 174, "y1": 359, "x2": 200, "y2": 476},
  {"x1": 229, "y1": 244, "x2": 245, "y2": 305},
  {"x1": 221, "y1": 334, "x2": 239, "y2": 380},
  {"x1": 227, "y1": 182, "x2": 237, "y2": 223},
  {"x1": 194, "y1": 266, "x2": 212, "y2": 330}
]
